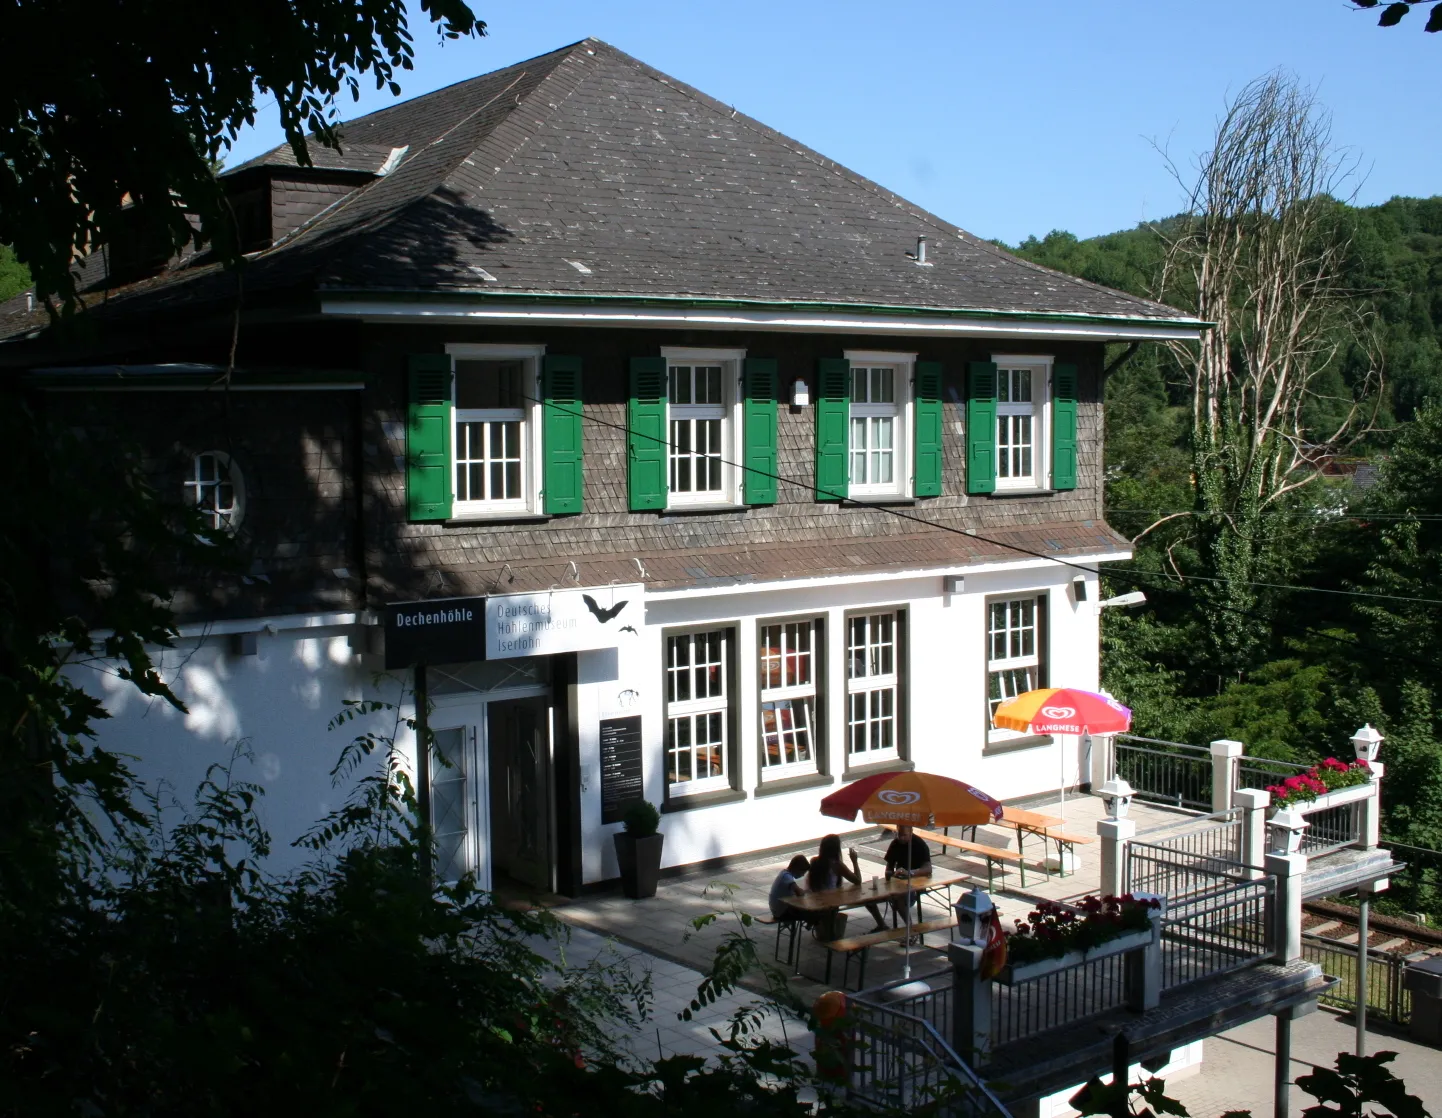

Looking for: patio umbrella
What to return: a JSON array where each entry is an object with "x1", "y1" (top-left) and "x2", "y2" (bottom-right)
[
  {"x1": 991, "y1": 687, "x2": 1132, "y2": 821},
  {"x1": 820, "y1": 771, "x2": 1004, "y2": 979}
]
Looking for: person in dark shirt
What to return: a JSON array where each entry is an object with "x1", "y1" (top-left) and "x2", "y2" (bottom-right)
[{"x1": 884, "y1": 824, "x2": 933, "y2": 925}]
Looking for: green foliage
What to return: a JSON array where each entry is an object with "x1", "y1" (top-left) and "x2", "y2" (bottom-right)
[
  {"x1": 0, "y1": 243, "x2": 29, "y2": 302},
  {"x1": 1353, "y1": 0, "x2": 1442, "y2": 35},
  {"x1": 0, "y1": 0, "x2": 484, "y2": 311},
  {"x1": 1297, "y1": 1050, "x2": 1430, "y2": 1118},
  {"x1": 623, "y1": 798, "x2": 662, "y2": 837}
]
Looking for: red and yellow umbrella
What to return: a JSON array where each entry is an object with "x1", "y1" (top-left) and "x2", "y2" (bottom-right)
[
  {"x1": 819, "y1": 769, "x2": 1003, "y2": 829},
  {"x1": 991, "y1": 687, "x2": 1131, "y2": 736}
]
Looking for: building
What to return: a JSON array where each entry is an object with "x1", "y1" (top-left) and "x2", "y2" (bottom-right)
[{"x1": 0, "y1": 39, "x2": 1203, "y2": 896}]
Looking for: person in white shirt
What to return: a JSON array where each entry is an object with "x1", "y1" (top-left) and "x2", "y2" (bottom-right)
[{"x1": 768, "y1": 854, "x2": 813, "y2": 922}]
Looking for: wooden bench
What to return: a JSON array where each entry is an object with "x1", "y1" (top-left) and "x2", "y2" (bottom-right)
[
  {"x1": 822, "y1": 916, "x2": 959, "y2": 989},
  {"x1": 1033, "y1": 828, "x2": 1095, "y2": 878},
  {"x1": 755, "y1": 913, "x2": 803, "y2": 970},
  {"x1": 881, "y1": 824, "x2": 1034, "y2": 891}
]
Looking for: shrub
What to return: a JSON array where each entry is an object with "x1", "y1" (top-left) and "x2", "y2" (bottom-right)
[{"x1": 622, "y1": 799, "x2": 661, "y2": 837}]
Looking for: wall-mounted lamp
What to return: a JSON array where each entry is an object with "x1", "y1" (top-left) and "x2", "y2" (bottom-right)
[
  {"x1": 943, "y1": 574, "x2": 965, "y2": 594},
  {"x1": 1071, "y1": 575, "x2": 1090, "y2": 604},
  {"x1": 1351, "y1": 723, "x2": 1383, "y2": 764},
  {"x1": 230, "y1": 631, "x2": 258, "y2": 657},
  {"x1": 791, "y1": 377, "x2": 810, "y2": 408},
  {"x1": 1098, "y1": 590, "x2": 1147, "y2": 609}
]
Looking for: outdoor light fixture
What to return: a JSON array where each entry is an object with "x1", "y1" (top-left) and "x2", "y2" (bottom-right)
[
  {"x1": 1351, "y1": 723, "x2": 1384, "y2": 765},
  {"x1": 1268, "y1": 807, "x2": 1309, "y2": 856},
  {"x1": 1098, "y1": 776, "x2": 1134, "y2": 820},
  {"x1": 790, "y1": 377, "x2": 810, "y2": 408},
  {"x1": 943, "y1": 574, "x2": 965, "y2": 594},
  {"x1": 954, "y1": 885, "x2": 995, "y2": 946},
  {"x1": 1071, "y1": 575, "x2": 1090, "y2": 603},
  {"x1": 1099, "y1": 590, "x2": 1147, "y2": 609}
]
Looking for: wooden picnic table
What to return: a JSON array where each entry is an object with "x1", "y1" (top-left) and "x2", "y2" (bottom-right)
[
  {"x1": 950, "y1": 806, "x2": 1097, "y2": 887},
  {"x1": 787, "y1": 870, "x2": 966, "y2": 913}
]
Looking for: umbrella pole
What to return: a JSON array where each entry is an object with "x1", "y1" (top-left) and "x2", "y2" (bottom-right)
[{"x1": 903, "y1": 836, "x2": 913, "y2": 980}]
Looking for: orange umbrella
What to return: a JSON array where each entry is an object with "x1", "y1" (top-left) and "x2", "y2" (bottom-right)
[
  {"x1": 819, "y1": 769, "x2": 1004, "y2": 828},
  {"x1": 991, "y1": 687, "x2": 1131, "y2": 735}
]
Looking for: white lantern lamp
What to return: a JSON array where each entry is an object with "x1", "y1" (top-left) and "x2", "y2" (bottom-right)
[
  {"x1": 1098, "y1": 777, "x2": 1134, "y2": 820},
  {"x1": 1351, "y1": 724, "x2": 1383, "y2": 765},
  {"x1": 954, "y1": 886, "x2": 995, "y2": 946},
  {"x1": 1268, "y1": 807, "x2": 1310, "y2": 856}
]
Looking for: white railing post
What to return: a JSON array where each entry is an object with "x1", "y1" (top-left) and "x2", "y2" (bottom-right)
[
  {"x1": 1264, "y1": 849, "x2": 1308, "y2": 963},
  {"x1": 947, "y1": 942, "x2": 993, "y2": 1067},
  {"x1": 1356, "y1": 761, "x2": 1384, "y2": 851},
  {"x1": 1234, "y1": 787, "x2": 1271, "y2": 880},
  {"x1": 1125, "y1": 895, "x2": 1166, "y2": 1011},
  {"x1": 1098, "y1": 816, "x2": 1136, "y2": 897},
  {"x1": 1210, "y1": 739, "x2": 1244, "y2": 815},
  {"x1": 1088, "y1": 732, "x2": 1115, "y2": 790}
]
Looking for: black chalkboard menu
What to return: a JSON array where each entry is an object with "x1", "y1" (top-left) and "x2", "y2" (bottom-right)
[{"x1": 599, "y1": 716, "x2": 644, "y2": 825}]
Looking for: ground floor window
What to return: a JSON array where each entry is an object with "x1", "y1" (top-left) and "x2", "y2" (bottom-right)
[
  {"x1": 665, "y1": 628, "x2": 733, "y2": 796},
  {"x1": 846, "y1": 610, "x2": 903, "y2": 764},
  {"x1": 429, "y1": 725, "x2": 474, "y2": 882},
  {"x1": 758, "y1": 617, "x2": 822, "y2": 778},
  {"x1": 987, "y1": 594, "x2": 1048, "y2": 739}
]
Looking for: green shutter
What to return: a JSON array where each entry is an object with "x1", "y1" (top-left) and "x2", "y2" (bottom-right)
[
  {"x1": 913, "y1": 361, "x2": 943, "y2": 498},
  {"x1": 742, "y1": 358, "x2": 778, "y2": 505},
  {"x1": 407, "y1": 354, "x2": 452, "y2": 521},
  {"x1": 628, "y1": 356, "x2": 667, "y2": 510},
  {"x1": 965, "y1": 361, "x2": 998, "y2": 495},
  {"x1": 1052, "y1": 363, "x2": 1078, "y2": 491},
  {"x1": 815, "y1": 358, "x2": 850, "y2": 501},
  {"x1": 542, "y1": 355, "x2": 584, "y2": 514}
]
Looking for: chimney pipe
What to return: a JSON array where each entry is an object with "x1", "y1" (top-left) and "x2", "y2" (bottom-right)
[{"x1": 916, "y1": 236, "x2": 927, "y2": 265}]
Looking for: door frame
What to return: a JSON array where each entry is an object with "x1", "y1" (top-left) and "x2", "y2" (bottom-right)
[{"x1": 430, "y1": 683, "x2": 550, "y2": 894}]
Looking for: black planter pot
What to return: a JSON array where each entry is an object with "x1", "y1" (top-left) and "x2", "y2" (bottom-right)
[{"x1": 614, "y1": 832, "x2": 664, "y2": 899}]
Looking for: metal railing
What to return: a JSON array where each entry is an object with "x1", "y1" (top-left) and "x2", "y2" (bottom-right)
[
  {"x1": 1235, "y1": 755, "x2": 1312, "y2": 793},
  {"x1": 1137, "y1": 807, "x2": 1244, "y2": 863},
  {"x1": 1126, "y1": 837, "x2": 1247, "y2": 900},
  {"x1": 1298, "y1": 801, "x2": 1362, "y2": 857},
  {"x1": 1115, "y1": 735, "x2": 1213, "y2": 811},
  {"x1": 1160, "y1": 878, "x2": 1274, "y2": 990},
  {"x1": 848, "y1": 981, "x2": 1012, "y2": 1118},
  {"x1": 989, "y1": 950, "x2": 1129, "y2": 1046},
  {"x1": 1302, "y1": 933, "x2": 1412, "y2": 1025}
]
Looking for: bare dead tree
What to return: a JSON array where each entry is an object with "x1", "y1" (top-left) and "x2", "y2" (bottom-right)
[{"x1": 1148, "y1": 72, "x2": 1383, "y2": 670}]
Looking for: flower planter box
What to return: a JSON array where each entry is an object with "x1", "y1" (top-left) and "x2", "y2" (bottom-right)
[
  {"x1": 997, "y1": 926, "x2": 1155, "y2": 986},
  {"x1": 1295, "y1": 781, "x2": 1373, "y2": 815}
]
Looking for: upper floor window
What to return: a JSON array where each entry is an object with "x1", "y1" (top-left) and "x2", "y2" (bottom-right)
[
  {"x1": 993, "y1": 356, "x2": 1051, "y2": 491},
  {"x1": 186, "y1": 451, "x2": 244, "y2": 530},
  {"x1": 987, "y1": 594, "x2": 1048, "y2": 741},
  {"x1": 665, "y1": 627, "x2": 734, "y2": 797},
  {"x1": 664, "y1": 348, "x2": 743, "y2": 507},
  {"x1": 758, "y1": 618, "x2": 822, "y2": 779},
  {"x1": 846, "y1": 609, "x2": 904, "y2": 764},
  {"x1": 845, "y1": 351, "x2": 913, "y2": 499},
  {"x1": 448, "y1": 344, "x2": 544, "y2": 517}
]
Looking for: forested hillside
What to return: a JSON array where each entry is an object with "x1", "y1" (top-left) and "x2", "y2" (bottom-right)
[{"x1": 1010, "y1": 196, "x2": 1442, "y2": 902}]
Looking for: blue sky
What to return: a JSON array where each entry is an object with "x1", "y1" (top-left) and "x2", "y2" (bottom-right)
[{"x1": 227, "y1": 0, "x2": 1438, "y2": 245}]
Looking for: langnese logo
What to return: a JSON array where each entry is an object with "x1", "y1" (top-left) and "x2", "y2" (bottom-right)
[
  {"x1": 1040, "y1": 705, "x2": 1077, "y2": 720},
  {"x1": 877, "y1": 789, "x2": 921, "y2": 806}
]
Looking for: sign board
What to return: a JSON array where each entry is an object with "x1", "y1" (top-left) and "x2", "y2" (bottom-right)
[
  {"x1": 599, "y1": 716, "x2": 644, "y2": 825},
  {"x1": 384, "y1": 596, "x2": 487, "y2": 669},
  {"x1": 486, "y1": 584, "x2": 643, "y2": 660}
]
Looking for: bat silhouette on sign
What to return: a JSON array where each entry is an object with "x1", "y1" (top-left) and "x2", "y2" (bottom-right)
[
  {"x1": 619, "y1": 625, "x2": 638, "y2": 635},
  {"x1": 582, "y1": 594, "x2": 628, "y2": 624}
]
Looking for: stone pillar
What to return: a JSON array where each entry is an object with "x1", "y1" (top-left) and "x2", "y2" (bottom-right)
[
  {"x1": 1210, "y1": 739, "x2": 1244, "y2": 815},
  {"x1": 1088, "y1": 732, "x2": 1115, "y2": 790},
  {"x1": 1234, "y1": 787, "x2": 1271, "y2": 880},
  {"x1": 1124, "y1": 895, "x2": 1166, "y2": 1012},
  {"x1": 1098, "y1": 816, "x2": 1136, "y2": 898},
  {"x1": 1356, "y1": 761, "x2": 1385, "y2": 851},
  {"x1": 948, "y1": 942, "x2": 992, "y2": 1067},
  {"x1": 1265, "y1": 851, "x2": 1308, "y2": 963}
]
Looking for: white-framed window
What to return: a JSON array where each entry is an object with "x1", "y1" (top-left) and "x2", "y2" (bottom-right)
[
  {"x1": 992, "y1": 354, "x2": 1052, "y2": 491},
  {"x1": 664, "y1": 347, "x2": 744, "y2": 507},
  {"x1": 987, "y1": 595, "x2": 1046, "y2": 740},
  {"x1": 448, "y1": 343, "x2": 545, "y2": 517},
  {"x1": 665, "y1": 628, "x2": 733, "y2": 796},
  {"x1": 846, "y1": 350, "x2": 914, "y2": 499},
  {"x1": 186, "y1": 451, "x2": 244, "y2": 530},
  {"x1": 846, "y1": 610, "x2": 902, "y2": 763},
  {"x1": 758, "y1": 617, "x2": 822, "y2": 779}
]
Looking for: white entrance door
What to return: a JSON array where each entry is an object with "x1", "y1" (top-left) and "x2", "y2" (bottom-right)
[{"x1": 430, "y1": 696, "x2": 490, "y2": 891}]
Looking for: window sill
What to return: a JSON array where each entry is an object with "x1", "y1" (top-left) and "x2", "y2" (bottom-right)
[
  {"x1": 444, "y1": 512, "x2": 551, "y2": 527},
  {"x1": 842, "y1": 496, "x2": 915, "y2": 507},
  {"x1": 842, "y1": 757, "x2": 915, "y2": 783},
  {"x1": 658, "y1": 503, "x2": 748, "y2": 518},
  {"x1": 987, "y1": 489, "x2": 1056, "y2": 499},
  {"x1": 661, "y1": 787, "x2": 748, "y2": 813},
  {"x1": 983, "y1": 734, "x2": 1054, "y2": 756},
  {"x1": 755, "y1": 772, "x2": 835, "y2": 798}
]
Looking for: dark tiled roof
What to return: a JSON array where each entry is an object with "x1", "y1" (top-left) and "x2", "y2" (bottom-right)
[
  {"x1": 377, "y1": 519, "x2": 1131, "y2": 601},
  {"x1": 2, "y1": 39, "x2": 1193, "y2": 339},
  {"x1": 229, "y1": 141, "x2": 406, "y2": 175}
]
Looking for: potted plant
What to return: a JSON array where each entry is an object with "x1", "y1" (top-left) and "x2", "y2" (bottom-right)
[
  {"x1": 1265, "y1": 758, "x2": 1371, "y2": 814},
  {"x1": 998, "y1": 895, "x2": 1162, "y2": 984},
  {"x1": 613, "y1": 799, "x2": 664, "y2": 899}
]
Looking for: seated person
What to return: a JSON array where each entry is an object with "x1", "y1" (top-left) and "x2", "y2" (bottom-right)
[
  {"x1": 884, "y1": 824, "x2": 933, "y2": 923},
  {"x1": 808, "y1": 833, "x2": 886, "y2": 933},
  {"x1": 768, "y1": 854, "x2": 814, "y2": 923}
]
